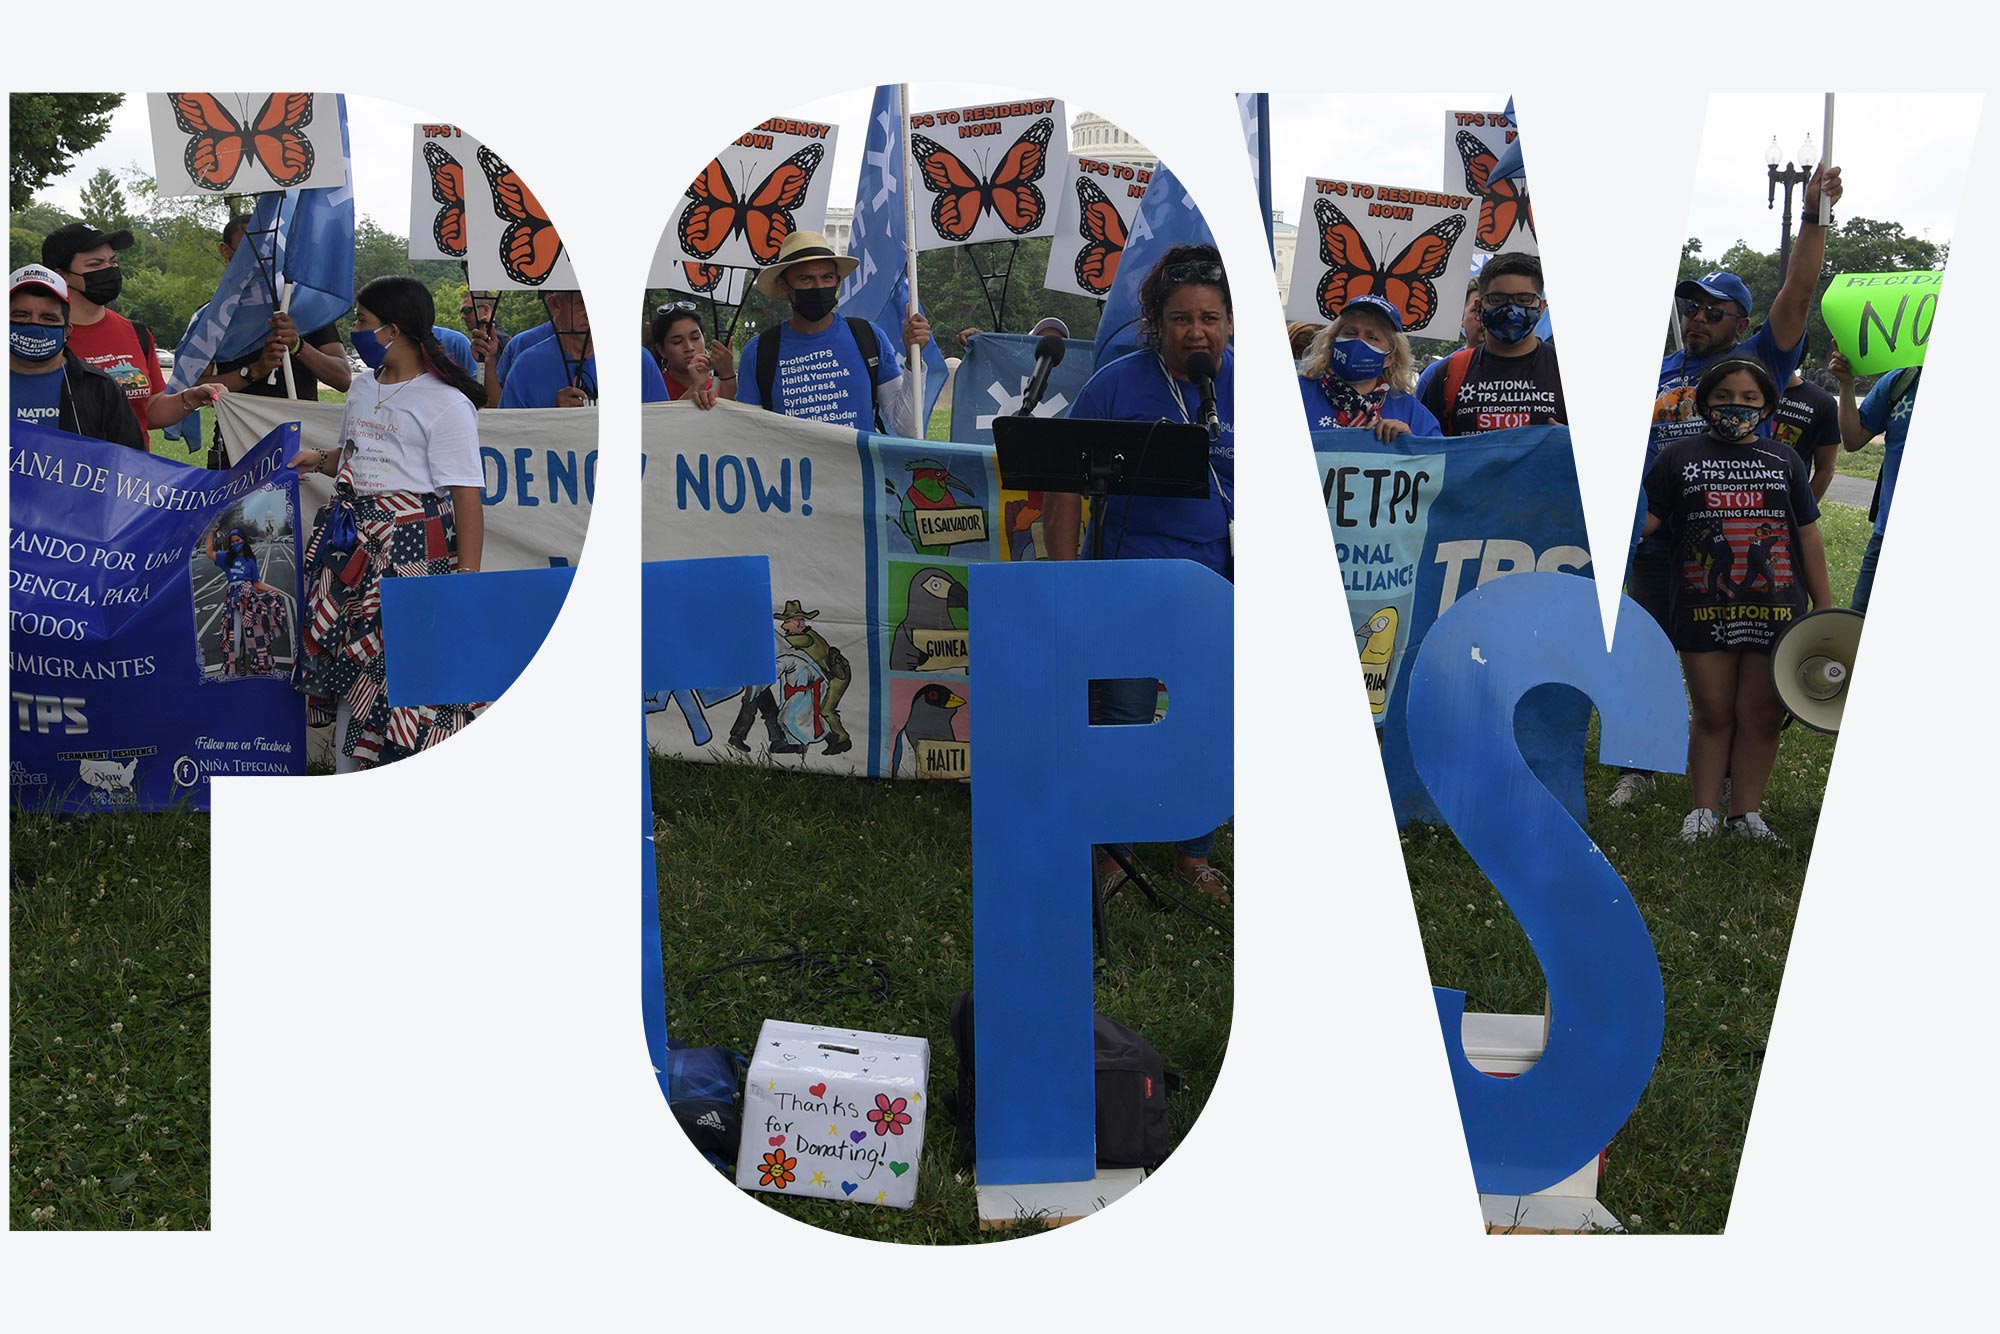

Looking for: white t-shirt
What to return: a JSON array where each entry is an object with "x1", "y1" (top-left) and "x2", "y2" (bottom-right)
[{"x1": 335, "y1": 369, "x2": 484, "y2": 495}]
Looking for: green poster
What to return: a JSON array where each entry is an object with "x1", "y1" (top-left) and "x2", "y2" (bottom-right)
[{"x1": 1820, "y1": 270, "x2": 1943, "y2": 375}]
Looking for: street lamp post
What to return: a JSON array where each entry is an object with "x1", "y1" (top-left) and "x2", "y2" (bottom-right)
[{"x1": 1766, "y1": 134, "x2": 1817, "y2": 278}]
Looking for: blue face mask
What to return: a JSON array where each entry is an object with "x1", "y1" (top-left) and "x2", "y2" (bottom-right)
[
  {"x1": 351, "y1": 327, "x2": 392, "y2": 369},
  {"x1": 1325, "y1": 336, "x2": 1389, "y2": 382},
  {"x1": 1704, "y1": 403, "x2": 1764, "y2": 441},
  {"x1": 11, "y1": 321, "x2": 66, "y2": 363},
  {"x1": 1479, "y1": 300, "x2": 1540, "y2": 344}
]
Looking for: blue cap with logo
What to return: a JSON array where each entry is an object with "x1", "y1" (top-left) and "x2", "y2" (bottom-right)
[
  {"x1": 1341, "y1": 293, "x2": 1405, "y2": 332},
  {"x1": 1675, "y1": 271, "x2": 1755, "y2": 315}
]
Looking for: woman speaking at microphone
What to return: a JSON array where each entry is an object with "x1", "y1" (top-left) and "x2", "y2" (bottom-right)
[
  {"x1": 287, "y1": 276, "x2": 488, "y2": 771},
  {"x1": 1043, "y1": 244, "x2": 1234, "y2": 905}
]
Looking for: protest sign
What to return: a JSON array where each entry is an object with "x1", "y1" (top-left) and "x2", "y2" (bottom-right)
[
  {"x1": 1444, "y1": 109, "x2": 1537, "y2": 255},
  {"x1": 1285, "y1": 177, "x2": 1478, "y2": 336},
  {"x1": 409, "y1": 124, "x2": 471, "y2": 262},
  {"x1": 664, "y1": 117, "x2": 840, "y2": 274},
  {"x1": 1044, "y1": 157, "x2": 1150, "y2": 300},
  {"x1": 10, "y1": 421, "x2": 307, "y2": 811},
  {"x1": 648, "y1": 245, "x2": 753, "y2": 307},
  {"x1": 907, "y1": 98, "x2": 1065, "y2": 251},
  {"x1": 1092, "y1": 157, "x2": 1213, "y2": 365},
  {"x1": 1315, "y1": 424, "x2": 1593, "y2": 825},
  {"x1": 147, "y1": 93, "x2": 348, "y2": 196},
  {"x1": 1820, "y1": 270, "x2": 1943, "y2": 375},
  {"x1": 463, "y1": 141, "x2": 578, "y2": 291}
]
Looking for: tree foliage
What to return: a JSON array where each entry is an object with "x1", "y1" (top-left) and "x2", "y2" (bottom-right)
[
  {"x1": 9, "y1": 93, "x2": 123, "y2": 211},
  {"x1": 77, "y1": 167, "x2": 131, "y2": 233}
]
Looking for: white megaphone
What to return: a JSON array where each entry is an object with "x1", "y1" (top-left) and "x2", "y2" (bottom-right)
[{"x1": 1770, "y1": 607, "x2": 1864, "y2": 734}]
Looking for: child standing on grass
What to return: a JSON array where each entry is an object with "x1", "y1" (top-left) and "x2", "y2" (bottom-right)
[{"x1": 1642, "y1": 357, "x2": 1832, "y2": 847}]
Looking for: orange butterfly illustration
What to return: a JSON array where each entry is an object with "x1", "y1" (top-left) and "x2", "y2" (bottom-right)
[
  {"x1": 683, "y1": 262, "x2": 727, "y2": 294},
  {"x1": 911, "y1": 117, "x2": 1053, "y2": 243},
  {"x1": 476, "y1": 145, "x2": 564, "y2": 286},
  {"x1": 168, "y1": 93, "x2": 316, "y2": 191},
  {"x1": 678, "y1": 144, "x2": 824, "y2": 266},
  {"x1": 1072, "y1": 176, "x2": 1128, "y2": 296},
  {"x1": 1455, "y1": 130, "x2": 1534, "y2": 251},
  {"x1": 422, "y1": 141, "x2": 466, "y2": 258},
  {"x1": 1313, "y1": 198, "x2": 1465, "y2": 330}
]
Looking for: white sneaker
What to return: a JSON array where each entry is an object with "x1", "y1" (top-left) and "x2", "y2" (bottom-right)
[
  {"x1": 1679, "y1": 808, "x2": 1721, "y2": 843},
  {"x1": 1609, "y1": 773, "x2": 1657, "y2": 808},
  {"x1": 1728, "y1": 812, "x2": 1787, "y2": 848}
]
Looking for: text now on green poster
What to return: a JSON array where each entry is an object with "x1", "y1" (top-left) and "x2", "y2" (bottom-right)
[{"x1": 1819, "y1": 270, "x2": 1943, "y2": 375}]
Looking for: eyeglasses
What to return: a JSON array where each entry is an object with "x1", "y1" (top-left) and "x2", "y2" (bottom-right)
[
  {"x1": 1677, "y1": 298, "x2": 1739, "y2": 325},
  {"x1": 1162, "y1": 259, "x2": 1226, "y2": 285},
  {"x1": 1480, "y1": 292, "x2": 1544, "y2": 310},
  {"x1": 655, "y1": 300, "x2": 700, "y2": 315}
]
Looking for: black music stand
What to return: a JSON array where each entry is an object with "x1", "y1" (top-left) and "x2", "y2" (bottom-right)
[{"x1": 992, "y1": 414, "x2": 1214, "y2": 960}]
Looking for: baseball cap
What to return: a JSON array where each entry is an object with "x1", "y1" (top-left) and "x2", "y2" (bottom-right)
[
  {"x1": 10, "y1": 263, "x2": 69, "y2": 304},
  {"x1": 41, "y1": 221, "x2": 136, "y2": 273},
  {"x1": 1342, "y1": 293, "x2": 1405, "y2": 332},
  {"x1": 1674, "y1": 271, "x2": 1754, "y2": 314}
]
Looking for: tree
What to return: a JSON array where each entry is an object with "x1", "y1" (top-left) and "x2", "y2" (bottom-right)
[
  {"x1": 77, "y1": 167, "x2": 131, "y2": 233},
  {"x1": 10, "y1": 93, "x2": 123, "y2": 211}
]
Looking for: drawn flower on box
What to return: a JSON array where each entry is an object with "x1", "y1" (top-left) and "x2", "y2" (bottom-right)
[
  {"x1": 759, "y1": 1149, "x2": 798, "y2": 1188},
  {"x1": 868, "y1": 1093, "x2": 913, "y2": 1136}
]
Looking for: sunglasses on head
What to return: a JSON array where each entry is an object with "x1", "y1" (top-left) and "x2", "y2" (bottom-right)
[
  {"x1": 1162, "y1": 259, "x2": 1226, "y2": 285},
  {"x1": 656, "y1": 300, "x2": 700, "y2": 315},
  {"x1": 1677, "y1": 298, "x2": 1739, "y2": 325}
]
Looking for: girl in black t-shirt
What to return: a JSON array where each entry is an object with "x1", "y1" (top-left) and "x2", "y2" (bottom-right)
[{"x1": 1641, "y1": 358, "x2": 1832, "y2": 847}]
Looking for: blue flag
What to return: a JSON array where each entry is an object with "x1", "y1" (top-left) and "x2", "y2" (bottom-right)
[
  {"x1": 948, "y1": 332, "x2": 1095, "y2": 446},
  {"x1": 1091, "y1": 155, "x2": 1216, "y2": 367},
  {"x1": 838, "y1": 85, "x2": 949, "y2": 427},
  {"x1": 1490, "y1": 96, "x2": 1526, "y2": 182},
  {"x1": 168, "y1": 95, "x2": 355, "y2": 402}
]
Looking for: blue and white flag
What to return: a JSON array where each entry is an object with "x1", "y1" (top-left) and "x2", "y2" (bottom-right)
[
  {"x1": 1237, "y1": 93, "x2": 1274, "y2": 261},
  {"x1": 948, "y1": 332, "x2": 1096, "y2": 447},
  {"x1": 838, "y1": 85, "x2": 949, "y2": 425},
  {"x1": 168, "y1": 95, "x2": 355, "y2": 399},
  {"x1": 1091, "y1": 155, "x2": 1215, "y2": 367},
  {"x1": 1490, "y1": 97, "x2": 1526, "y2": 182}
]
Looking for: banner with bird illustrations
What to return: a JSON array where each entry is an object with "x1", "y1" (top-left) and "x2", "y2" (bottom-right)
[
  {"x1": 459, "y1": 138, "x2": 579, "y2": 290},
  {"x1": 1284, "y1": 176, "x2": 1479, "y2": 336},
  {"x1": 907, "y1": 98, "x2": 1065, "y2": 251},
  {"x1": 643, "y1": 403, "x2": 1011, "y2": 782},
  {"x1": 148, "y1": 93, "x2": 349, "y2": 196},
  {"x1": 1442, "y1": 109, "x2": 1537, "y2": 255},
  {"x1": 1043, "y1": 156, "x2": 1150, "y2": 300},
  {"x1": 664, "y1": 117, "x2": 841, "y2": 274},
  {"x1": 1314, "y1": 424, "x2": 1593, "y2": 826}
]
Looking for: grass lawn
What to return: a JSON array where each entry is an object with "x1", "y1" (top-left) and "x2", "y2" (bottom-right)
[
  {"x1": 651, "y1": 756, "x2": 1232, "y2": 1243},
  {"x1": 1404, "y1": 498, "x2": 1870, "y2": 1234},
  {"x1": 1836, "y1": 440, "x2": 1883, "y2": 481}
]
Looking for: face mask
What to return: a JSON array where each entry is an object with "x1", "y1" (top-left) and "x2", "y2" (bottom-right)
[
  {"x1": 1479, "y1": 301, "x2": 1540, "y2": 344},
  {"x1": 1325, "y1": 336, "x2": 1388, "y2": 382},
  {"x1": 351, "y1": 328, "x2": 393, "y2": 370},
  {"x1": 789, "y1": 286, "x2": 839, "y2": 322},
  {"x1": 1704, "y1": 403, "x2": 1764, "y2": 441},
  {"x1": 73, "y1": 267, "x2": 123, "y2": 306},
  {"x1": 10, "y1": 322, "x2": 66, "y2": 362}
]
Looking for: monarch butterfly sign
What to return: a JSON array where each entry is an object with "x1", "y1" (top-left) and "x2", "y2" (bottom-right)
[
  {"x1": 1043, "y1": 157, "x2": 1149, "y2": 301},
  {"x1": 665, "y1": 118, "x2": 841, "y2": 273},
  {"x1": 147, "y1": 93, "x2": 349, "y2": 196},
  {"x1": 407, "y1": 124, "x2": 470, "y2": 263},
  {"x1": 459, "y1": 139, "x2": 578, "y2": 291},
  {"x1": 1283, "y1": 176, "x2": 1479, "y2": 338},
  {"x1": 1443, "y1": 109, "x2": 1537, "y2": 255},
  {"x1": 908, "y1": 98, "x2": 1065, "y2": 251}
]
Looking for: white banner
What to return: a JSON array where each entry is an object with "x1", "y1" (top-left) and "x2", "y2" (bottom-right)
[
  {"x1": 1043, "y1": 156, "x2": 1149, "y2": 300},
  {"x1": 1443, "y1": 109, "x2": 1537, "y2": 255},
  {"x1": 148, "y1": 93, "x2": 348, "y2": 196},
  {"x1": 408, "y1": 123, "x2": 471, "y2": 263},
  {"x1": 908, "y1": 98, "x2": 1064, "y2": 251},
  {"x1": 1283, "y1": 176, "x2": 1479, "y2": 337},
  {"x1": 663, "y1": 117, "x2": 839, "y2": 273}
]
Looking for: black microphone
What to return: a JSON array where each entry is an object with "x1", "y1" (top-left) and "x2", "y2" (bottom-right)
[
  {"x1": 1015, "y1": 331, "x2": 1068, "y2": 415},
  {"x1": 1184, "y1": 350, "x2": 1220, "y2": 441}
]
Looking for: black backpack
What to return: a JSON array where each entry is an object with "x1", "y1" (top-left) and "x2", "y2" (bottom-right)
[
  {"x1": 945, "y1": 990, "x2": 1175, "y2": 1171},
  {"x1": 755, "y1": 316, "x2": 885, "y2": 432}
]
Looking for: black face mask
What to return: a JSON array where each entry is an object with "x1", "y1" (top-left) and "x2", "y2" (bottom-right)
[
  {"x1": 71, "y1": 267, "x2": 123, "y2": 306},
  {"x1": 789, "y1": 286, "x2": 838, "y2": 322}
]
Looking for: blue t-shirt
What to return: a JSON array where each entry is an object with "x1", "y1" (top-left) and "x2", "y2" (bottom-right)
[
  {"x1": 1297, "y1": 375, "x2": 1443, "y2": 437},
  {"x1": 1068, "y1": 347, "x2": 1235, "y2": 574},
  {"x1": 1649, "y1": 321, "x2": 1804, "y2": 470},
  {"x1": 1414, "y1": 355, "x2": 1447, "y2": 404},
  {"x1": 498, "y1": 339, "x2": 669, "y2": 408},
  {"x1": 496, "y1": 320, "x2": 557, "y2": 383},
  {"x1": 434, "y1": 325, "x2": 477, "y2": 379},
  {"x1": 736, "y1": 319, "x2": 902, "y2": 429},
  {"x1": 12, "y1": 367, "x2": 64, "y2": 427},
  {"x1": 215, "y1": 546, "x2": 262, "y2": 585},
  {"x1": 1860, "y1": 367, "x2": 1919, "y2": 538}
]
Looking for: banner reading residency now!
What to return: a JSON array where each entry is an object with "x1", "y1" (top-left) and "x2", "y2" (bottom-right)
[{"x1": 10, "y1": 420, "x2": 307, "y2": 811}]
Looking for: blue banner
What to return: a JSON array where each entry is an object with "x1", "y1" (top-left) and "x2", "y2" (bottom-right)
[
  {"x1": 1092, "y1": 156, "x2": 1215, "y2": 367},
  {"x1": 1313, "y1": 424, "x2": 1593, "y2": 825},
  {"x1": 839, "y1": 84, "x2": 949, "y2": 425},
  {"x1": 10, "y1": 420, "x2": 308, "y2": 810},
  {"x1": 947, "y1": 332, "x2": 1096, "y2": 447}
]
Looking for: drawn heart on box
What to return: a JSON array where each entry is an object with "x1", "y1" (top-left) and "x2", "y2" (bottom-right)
[
  {"x1": 861, "y1": 1055, "x2": 877, "y2": 1064},
  {"x1": 841, "y1": 1181, "x2": 858, "y2": 1196},
  {"x1": 809, "y1": 1082, "x2": 827, "y2": 1097},
  {"x1": 889, "y1": 1161, "x2": 910, "y2": 1176},
  {"x1": 781, "y1": 1053, "x2": 796, "y2": 1062},
  {"x1": 849, "y1": 1130, "x2": 867, "y2": 1144},
  {"x1": 768, "y1": 1135, "x2": 785, "y2": 1147}
]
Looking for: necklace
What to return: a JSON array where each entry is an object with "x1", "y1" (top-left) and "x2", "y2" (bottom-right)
[{"x1": 373, "y1": 369, "x2": 420, "y2": 412}]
